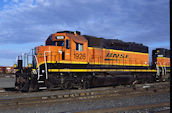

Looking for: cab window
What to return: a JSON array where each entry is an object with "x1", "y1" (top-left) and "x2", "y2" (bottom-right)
[
  {"x1": 76, "y1": 43, "x2": 83, "y2": 51},
  {"x1": 57, "y1": 41, "x2": 64, "y2": 46}
]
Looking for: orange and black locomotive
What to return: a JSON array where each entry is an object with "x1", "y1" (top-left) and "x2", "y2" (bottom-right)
[{"x1": 14, "y1": 31, "x2": 170, "y2": 92}]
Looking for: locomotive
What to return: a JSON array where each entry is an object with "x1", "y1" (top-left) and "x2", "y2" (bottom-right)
[{"x1": 14, "y1": 31, "x2": 170, "y2": 92}]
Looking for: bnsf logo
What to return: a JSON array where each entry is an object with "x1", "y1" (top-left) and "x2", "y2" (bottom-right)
[{"x1": 106, "y1": 53, "x2": 128, "y2": 58}]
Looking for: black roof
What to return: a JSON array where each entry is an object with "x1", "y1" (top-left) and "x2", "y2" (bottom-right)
[{"x1": 83, "y1": 35, "x2": 148, "y2": 53}]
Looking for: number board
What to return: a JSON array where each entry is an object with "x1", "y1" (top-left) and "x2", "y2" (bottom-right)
[{"x1": 56, "y1": 36, "x2": 65, "y2": 39}]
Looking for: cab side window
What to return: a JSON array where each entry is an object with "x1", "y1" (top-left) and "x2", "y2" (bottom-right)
[
  {"x1": 66, "y1": 40, "x2": 70, "y2": 49},
  {"x1": 76, "y1": 43, "x2": 83, "y2": 51}
]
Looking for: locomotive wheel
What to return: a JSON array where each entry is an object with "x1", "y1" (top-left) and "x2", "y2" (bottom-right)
[
  {"x1": 16, "y1": 77, "x2": 30, "y2": 92},
  {"x1": 60, "y1": 81, "x2": 70, "y2": 89},
  {"x1": 82, "y1": 80, "x2": 90, "y2": 89},
  {"x1": 67, "y1": 81, "x2": 72, "y2": 89},
  {"x1": 45, "y1": 80, "x2": 54, "y2": 90},
  {"x1": 30, "y1": 85, "x2": 39, "y2": 92},
  {"x1": 29, "y1": 77, "x2": 39, "y2": 92},
  {"x1": 21, "y1": 79, "x2": 30, "y2": 92}
]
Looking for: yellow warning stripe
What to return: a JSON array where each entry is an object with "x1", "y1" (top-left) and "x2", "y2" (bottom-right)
[
  {"x1": 157, "y1": 57, "x2": 170, "y2": 59},
  {"x1": 157, "y1": 65, "x2": 170, "y2": 67},
  {"x1": 37, "y1": 61, "x2": 149, "y2": 68},
  {"x1": 48, "y1": 69, "x2": 157, "y2": 73}
]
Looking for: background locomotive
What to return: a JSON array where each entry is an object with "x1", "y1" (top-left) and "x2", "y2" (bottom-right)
[{"x1": 14, "y1": 31, "x2": 170, "y2": 92}]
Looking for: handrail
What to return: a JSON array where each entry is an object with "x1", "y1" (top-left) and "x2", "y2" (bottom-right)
[
  {"x1": 163, "y1": 63, "x2": 167, "y2": 76},
  {"x1": 155, "y1": 62, "x2": 160, "y2": 77},
  {"x1": 160, "y1": 63, "x2": 164, "y2": 76},
  {"x1": 44, "y1": 51, "x2": 51, "y2": 79},
  {"x1": 34, "y1": 55, "x2": 40, "y2": 80}
]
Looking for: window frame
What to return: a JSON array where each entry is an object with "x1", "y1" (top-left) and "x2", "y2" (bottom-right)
[{"x1": 76, "y1": 43, "x2": 83, "y2": 51}]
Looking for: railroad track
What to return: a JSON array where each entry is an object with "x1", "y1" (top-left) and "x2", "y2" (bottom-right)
[
  {"x1": 0, "y1": 82, "x2": 170, "y2": 110},
  {"x1": 0, "y1": 81, "x2": 169, "y2": 95},
  {"x1": 77, "y1": 102, "x2": 170, "y2": 113}
]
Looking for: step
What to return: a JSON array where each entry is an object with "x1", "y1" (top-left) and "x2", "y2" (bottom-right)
[
  {"x1": 37, "y1": 74, "x2": 44, "y2": 80},
  {"x1": 39, "y1": 87, "x2": 47, "y2": 90},
  {"x1": 38, "y1": 81, "x2": 44, "y2": 83}
]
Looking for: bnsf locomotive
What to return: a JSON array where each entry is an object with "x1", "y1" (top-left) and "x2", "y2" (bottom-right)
[{"x1": 14, "y1": 31, "x2": 170, "y2": 92}]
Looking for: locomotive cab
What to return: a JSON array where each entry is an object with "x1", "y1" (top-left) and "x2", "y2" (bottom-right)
[{"x1": 36, "y1": 31, "x2": 88, "y2": 64}]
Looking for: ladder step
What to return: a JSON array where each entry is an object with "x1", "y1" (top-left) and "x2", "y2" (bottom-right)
[
  {"x1": 38, "y1": 81, "x2": 44, "y2": 83},
  {"x1": 39, "y1": 87, "x2": 47, "y2": 89},
  {"x1": 39, "y1": 74, "x2": 43, "y2": 76}
]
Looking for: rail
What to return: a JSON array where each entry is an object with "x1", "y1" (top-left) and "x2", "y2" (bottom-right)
[{"x1": 0, "y1": 82, "x2": 169, "y2": 110}]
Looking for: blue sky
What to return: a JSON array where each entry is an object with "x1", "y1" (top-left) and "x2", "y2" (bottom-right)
[{"x1": 0, "y1": 0, "x2": 170, "y2": 66}]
